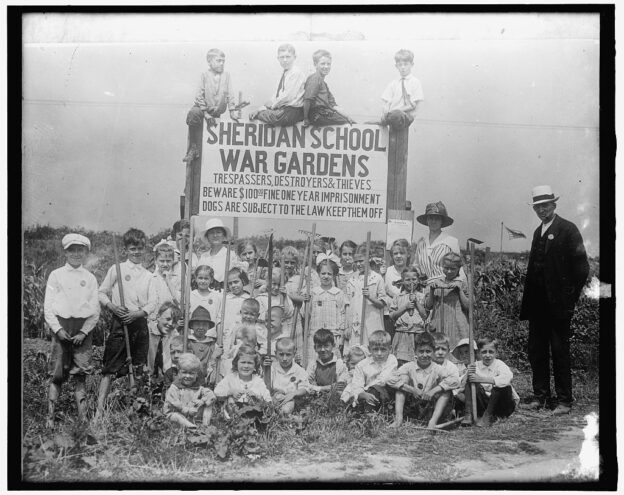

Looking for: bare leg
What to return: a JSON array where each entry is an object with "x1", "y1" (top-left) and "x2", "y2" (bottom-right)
[
  {"x1": 202, "y1": 405, "x2": 213, "y2": 425},
  {"x1": 95, "y1": 374, "x2": 112, "y2": 420},
  {"x1": 74, "y1": 376, "x2": 87, "y2": 421},
  {"x1": 428, "y1": 392, "x2": 451, "y2": 428},
  {"x1": 47, "y1": 382, "x2": 61, "y2": 428},
  {"x1": 389, "y1": 390, "x2": 406, "y2": 427},
  {"x1": 168, "y1": 412, "x2": 197, "y2": 428}
]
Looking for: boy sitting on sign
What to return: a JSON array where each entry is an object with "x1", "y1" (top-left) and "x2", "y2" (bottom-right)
[
  {"x1": 249, "y1": 44, "x2": 306, "y2": 127},
  {"x1": 184, "y1": 49, "x2": 241, "y2": 163},
  {"x1": 303, "y1": 49, "x2": 356, "y2": 127},
  {"x1": 379, "y1": 49, "x2": 424, "y2": 130}
]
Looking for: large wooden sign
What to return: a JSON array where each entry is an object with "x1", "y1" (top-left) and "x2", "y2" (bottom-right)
[{"x1": 200, "y1": 122, "x2": 389, "y2": 223}]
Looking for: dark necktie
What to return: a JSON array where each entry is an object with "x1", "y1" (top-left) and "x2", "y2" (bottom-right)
[
  {"x1": 276, "y1": 70, "x2": 287, "y2": 97},
  {"x1": 401, "y1": 77, "x2": 408, "y2": 106}
]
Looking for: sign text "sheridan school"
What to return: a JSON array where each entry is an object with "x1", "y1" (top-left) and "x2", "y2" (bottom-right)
[{"x1": 200, "y1": 122, "x2": 389, "y2": 222}]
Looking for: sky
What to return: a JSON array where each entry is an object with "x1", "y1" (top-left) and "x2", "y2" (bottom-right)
[{"x1": 21, "y1": 12, "x2": 601, "y2": 255}]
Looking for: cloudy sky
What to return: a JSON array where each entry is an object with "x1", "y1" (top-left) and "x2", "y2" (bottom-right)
[{"x1": 22, "y1": 12, "x2": 600, "y2": 255}]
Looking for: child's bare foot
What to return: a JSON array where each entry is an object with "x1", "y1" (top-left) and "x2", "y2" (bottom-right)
[{"x1": 388, "y1": 419, "x2": 403, "y2": 428}]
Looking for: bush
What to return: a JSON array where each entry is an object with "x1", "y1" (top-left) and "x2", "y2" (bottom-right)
[{"x1": 474, "y1": 261, "x2": 599, "y2": 371}]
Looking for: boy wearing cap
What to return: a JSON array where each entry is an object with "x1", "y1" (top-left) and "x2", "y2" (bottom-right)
[
  {"x1": 520, "y1": 185, "x2": 589, "y2": 415},
  {"x1": 44, "y1": 233, "x2": 100, "y2": 427},
  {"x1": 188, "y1": 306, "x2": 223, "y2": 385}
]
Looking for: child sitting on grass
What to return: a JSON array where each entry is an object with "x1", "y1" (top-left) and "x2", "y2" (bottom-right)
[
  {"x1": 387, "y1": 332, "x2": 458, "y2": 428},
  {"x1": 44, "y1": 233, "x2": 100, "y2": 427},
  {"x1": 164, "y1": 335, "x2": 205, "y2": 388},
  {"x1": 214, "y1": 344, "x2": 272, "y2": 406},
  {"x1": 340, "y1": 344, "x2": 370, "y2": 403},
  {"x1": 464, "y1": 337, "x2": 520, "y2": 427},
  {"x1": 307, "y1": 329, "x2": 350, "y2": 394},
  {"x1": 163, "y1": 353, "x2": 216, "y2": 428},
  {"x1": 267, "y1": 338, "x2": 311, "y2": 414},
  {"x1": 343, "y1": 330, "x2": 397, "y2": 409},
  {"x1": 450, "y1": 337, "x2": 475, "y2": 417}
]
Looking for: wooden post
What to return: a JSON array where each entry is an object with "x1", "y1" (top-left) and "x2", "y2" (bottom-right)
[
  {"x1": 184, "y1": 123, "x2": 203, "y2": 218},
  {"x1": 386, "y1": 127, "x2": 409, "y2": 211}
]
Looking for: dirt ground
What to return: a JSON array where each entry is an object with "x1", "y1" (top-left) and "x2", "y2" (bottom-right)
[{"x1": 207, "y1": 423, "x2": 588, "y2": 482}]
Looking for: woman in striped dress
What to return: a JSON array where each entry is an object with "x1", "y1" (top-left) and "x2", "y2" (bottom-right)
[{"x1": 413, "y1": 202, "x2": 461, "y2": 282}]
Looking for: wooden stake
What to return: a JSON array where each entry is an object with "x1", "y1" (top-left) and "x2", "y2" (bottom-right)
[
  {"x1": 467, "y1": 241, "x2": 478, "y2": 424},
  {"x1": 182, "y1": 217, "x2": 194, "y2": 352},
  {"x1": 302, "y1": 223, "x2": 316, "y2": 368},
  {"x1": 290, "y1": 241, "x2": 309, "y2": 341},
  {"x1": 215, "y1": 240, "x2": 232, "y2": 381},
  {"x1": 359, "y1": 231, "x2": 371, "y2": 345},
  {"x1": 264, "y1": 235, "x2": 274, "y2": 389},
  {"x1": 111, "y1": 234, "x2": 135, "y2": 390}
]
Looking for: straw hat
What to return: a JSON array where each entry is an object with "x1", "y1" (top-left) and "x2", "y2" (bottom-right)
[
  {"x1": 530, "y1": 185, "x2": 559, "y2": 205},
  {"x1": 416, "y1": 201, "x2": 454, "y2": 228}
]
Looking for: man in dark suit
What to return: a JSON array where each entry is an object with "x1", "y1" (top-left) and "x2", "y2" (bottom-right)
[{"x1": 520, "y1": 186, "x2": 589, "y2": 415}]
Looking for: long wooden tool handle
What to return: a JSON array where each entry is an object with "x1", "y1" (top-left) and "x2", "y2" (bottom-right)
[
  {"x1": 215, "y1": 241, "x2": 232, "y2": 381},
  {"x1": 302, "y1": 223, "x2": 316, "y2": 368},
  {"x1": 112, "y1": 234, "x2": 135, "y2": 390},
  {"x1": 182, "y1": 218, "x2": 195, "y2": 352},
  {"x1": 359, "y1": 231, "x2": 371, "y2": 345},
  {"x1": 290, "y1": 241, "x2": 309, "y2": 340},
  {"x1": 468, "y1": 241, "x2": 477, "y2": 422},
  {"x1": 279, "y1": 254, "x2": 285, "y2": 306},
  {"x1": 264, "y1": 234, "x2": 274, "y2": 389}
]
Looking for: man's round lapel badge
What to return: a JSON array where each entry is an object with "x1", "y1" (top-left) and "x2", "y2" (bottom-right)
[
  {"x1": 125, "y1": 274, "x2": 132, "y2": 282},
  {"x1": 547, "y1": 234, "x2": 554, "y2": 240}
]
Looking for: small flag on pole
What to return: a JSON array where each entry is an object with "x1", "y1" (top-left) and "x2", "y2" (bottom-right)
[{"x1": 504, "y1": 225, "x2": 526, "y2": 240}]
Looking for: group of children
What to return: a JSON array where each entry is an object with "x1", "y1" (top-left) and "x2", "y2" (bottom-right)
[
  {"x1": 184, "y1": 44, "x2": 424, "y2": 165},
  {"x1": 43, "y1": 220, "x2": 519, "y2": 431}
]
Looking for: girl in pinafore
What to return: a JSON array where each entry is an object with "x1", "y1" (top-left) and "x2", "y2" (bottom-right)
[{"x1": 424, "y1": 252, "x2": 469, "y2": 352}]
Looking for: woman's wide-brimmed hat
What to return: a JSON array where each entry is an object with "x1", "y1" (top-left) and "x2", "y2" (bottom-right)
[
  {"x1": 201, "y1": 218, "x2": 232, "y2": 239},
  {"x1": 416, "y1": 201, "x2": 454, "y2": 228},
  {"x1": 529, "y1": 185, "x2": 559, "y2": 205}
]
